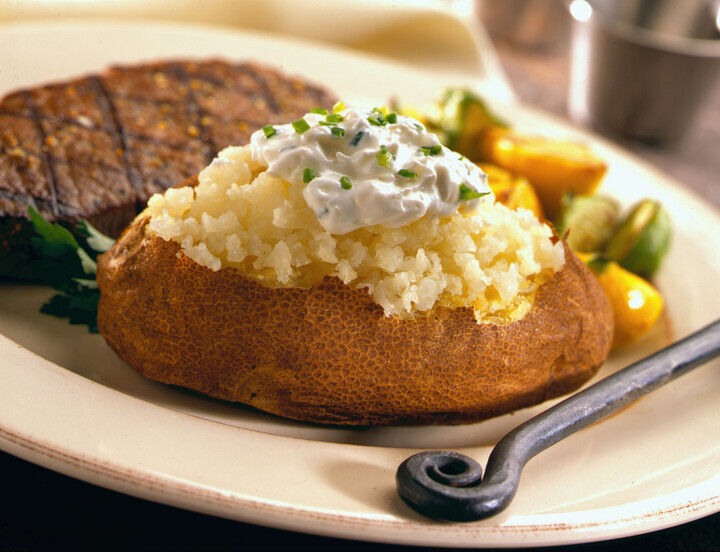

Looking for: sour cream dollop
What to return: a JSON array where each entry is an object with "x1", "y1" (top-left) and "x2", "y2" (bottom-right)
[{"x1": 249, "y1": 107, "x2": 492, "y2": 235}]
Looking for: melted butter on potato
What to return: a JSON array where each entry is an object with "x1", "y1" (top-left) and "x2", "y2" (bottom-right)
[{"x1": 146, "y1": 108, "x2": 564, "y2": 323}]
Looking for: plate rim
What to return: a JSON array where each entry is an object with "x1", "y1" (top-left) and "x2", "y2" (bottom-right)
[{"x1": 2, "y1": 345, "x2": 718, "y2": 547}]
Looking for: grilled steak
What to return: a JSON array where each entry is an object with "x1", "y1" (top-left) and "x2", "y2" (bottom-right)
[{"x1": 0, "y1": 59, "x2": 336, "y2": 279}]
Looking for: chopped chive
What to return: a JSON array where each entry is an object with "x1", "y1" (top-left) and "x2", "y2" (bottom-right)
[
  {"x1": 368, "y1": 107, "x2": 395, "y2": 126},
  {"x1": 398, "y1": 169, "x2": 417, "y2": 179},
  {"x1": 350, "y1": 131, "x2": 365, "y2": 146},
  {"x1": 332, "y1": 101, "x2": 345, "y2": 114},
  {"x1": 262, "y1": 124, "x2": 276, "y2": 138},
  {"x1": 421, "y1": 145, "x2": 442, "y2": 156},
  {"x1": 340, "y1": 176, "x2": 352, "y2": 190},
  {"x1": 326, "y1": 113, "x2": 344, "y2": 123},
  {"x1": 376, "y1": 145, "x2": 394, "y2": 168},
  {"x1": 311, "y1": 108, "x2": 329, "y2": 115},
  {"x1": 292, "y1": 118, "x2": 311, "y2": 133},
  {"x1": 303, "y1": 167, "x2": 316, "y2": 183},
  {"x1": 459, "y1": 183, "x2": 490, "y2": 201},
  {"x1": 318, "y1": 120, "x2": 337, "y2": 126},
  {"x1": 331, "y1": 126, "x2": 346, "y2": 138}
]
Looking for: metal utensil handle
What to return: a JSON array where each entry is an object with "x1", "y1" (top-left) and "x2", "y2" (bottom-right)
[{"x1": 396, "y1": 319, "x2": 720, "y2": 522}]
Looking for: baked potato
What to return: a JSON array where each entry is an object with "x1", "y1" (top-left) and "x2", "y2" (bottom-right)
[
  {"x1": 96, "y1": 108, "x2": 613, "y2": 426},
  {"x1": 97, "y1": 204, "x2": 612, "y2": 425}
]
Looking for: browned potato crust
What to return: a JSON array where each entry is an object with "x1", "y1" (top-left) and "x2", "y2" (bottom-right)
[{"x1": 97, "y1": 191, "x2": 613, "y2": 426}]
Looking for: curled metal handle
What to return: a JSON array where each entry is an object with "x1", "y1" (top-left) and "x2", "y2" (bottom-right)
[{"x1": 396, "y1": 319, "x2": 720, "y2": 522}]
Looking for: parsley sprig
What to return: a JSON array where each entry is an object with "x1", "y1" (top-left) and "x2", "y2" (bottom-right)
[{"x1": 22, "y1": 207, "x2": 115, "y2": 332}]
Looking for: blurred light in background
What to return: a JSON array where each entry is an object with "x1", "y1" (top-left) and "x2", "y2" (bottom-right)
[{"x1": 569, "y1": 0, "x2": 592, "y2": 23}]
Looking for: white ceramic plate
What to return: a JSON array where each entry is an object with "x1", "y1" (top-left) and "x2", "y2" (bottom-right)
[{"x1": 0, "y1": 20, "x2": 719, "y2": 548}]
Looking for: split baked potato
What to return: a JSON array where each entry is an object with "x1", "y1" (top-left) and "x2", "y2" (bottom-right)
[
  {"x1": 97, "y1": 186, "x2": 612, "y2": 426},
  {"x1": 97, "y1": 108, "x2": 613, "y2": 426}
]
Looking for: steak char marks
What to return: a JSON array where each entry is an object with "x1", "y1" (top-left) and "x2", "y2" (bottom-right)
[{"x1": 0, "y1": 59, "x2": 336, "y2": 277}]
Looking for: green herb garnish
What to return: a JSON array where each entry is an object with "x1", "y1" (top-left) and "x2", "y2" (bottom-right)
[
  {"x1": 421, "y1": 145, "x2": 443, "y2": 156},
  {"x1": 311, "y1": 108, "x2": 329, "y2": 115},
  {"x1": 326, "y1": 113, "x2": 344, "y2": 123},
  {"x1": 368, "y1": 107, "x2": 388, "y2": 126},
  {"x1": 331, "y1": 126, "x2": 346, "y2": 138},
  {"x1": 23, "y1": 207, "x2": 115, "y2": 333},
  {"x1": 292, "y1": 118, "x2": 311, "y2": 133},
  {"x1": 332, "y1": 101, "x2": 345, "y2": 114},
  {"x1": 398, "y1": 169, "x2": 417, "y2": 179},
  {"x1": 262, "y1": 124, "x2": 276, "y2": 138},
  {"x1": 340, "y1": 176, "x2": 352, "y2": 190},
  {"x1": 82, "y1": 222, "x2": 115, "y2": 253},
  {"x1": 376, "y1": 145, "x2": 394, "y2": 168},
  {"x1": 367, "y1": 107, "x2": 396, "y2": 127},
  {"x1": 303, "y1": 167, "x2": 316, "y2": 183},
  {"x1": 458, "y1": 183, "x2": 490, "y2": 202},
  {"x1": 350, "y1": 131, "x2": 366, "y2": 146}
]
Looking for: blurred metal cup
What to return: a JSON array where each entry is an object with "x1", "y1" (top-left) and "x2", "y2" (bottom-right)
[
  {"x1": 476, "y1": 0, "x2": 567, "y2": 49},
  {"x1": 567, "y1": 0, "x2": 720, "y2": 144}
]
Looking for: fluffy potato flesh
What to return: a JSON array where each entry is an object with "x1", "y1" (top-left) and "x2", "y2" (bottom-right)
[
  {"x1": 146, "y1": 145, "x2": 565, "y2": 324},
  {"x1": 97, "y1": 212, "x2": 613, "y2": 426}
]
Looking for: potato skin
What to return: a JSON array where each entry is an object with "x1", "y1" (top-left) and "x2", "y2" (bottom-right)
[{"x1": 97, "y1": 213, "x2": 613, "y2": 426}]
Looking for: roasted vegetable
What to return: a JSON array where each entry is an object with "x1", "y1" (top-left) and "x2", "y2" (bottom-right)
[
  {"x1": 583, "y1": 255, "x2": 664, "y2": 348},
  {"x1": 555, "y1": 193, "x2": 621, "y2": 253},
  {"x1": 421, "y1": 89, "x2": 607, "y2": 218},
  {"x1": 604, "y1": 200, "x2": 671, "y2": 278},
  {"x1": 480, "y1": 128, "x2": 608, "y2": 218},
  {"x1": 479, "y1": 163, "x2": 545, "y2": 219},
  {"x1": 425, "y1": 89, "x2": 507, "y2": 157}
]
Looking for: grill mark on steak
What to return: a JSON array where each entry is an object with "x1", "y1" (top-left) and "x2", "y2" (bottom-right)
[
  {"x1": 88, "y1": 75, "x2": 145, "y2": 200},
  {"x1": 22, "y1": 90, "x2": 60, "y2": 217},
  {"x1": 168, "y1": 63, "x2": 216, "y2": 166},
  {"x1": 0, "y1": 187, "x2": 54, "y2": 213}
]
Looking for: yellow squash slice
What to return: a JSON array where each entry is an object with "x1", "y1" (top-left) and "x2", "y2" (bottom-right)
[{"x1": 481, "y1": 128, "x2": 607, "y2": 218}]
